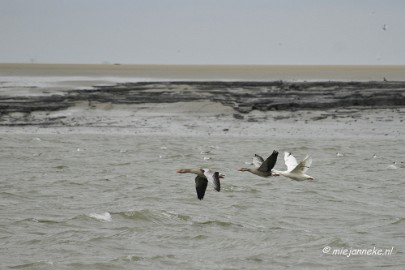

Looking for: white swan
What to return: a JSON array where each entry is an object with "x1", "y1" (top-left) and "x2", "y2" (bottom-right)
[{"x1": 273, "y1": 152, "x2": 314, "y2": 181}]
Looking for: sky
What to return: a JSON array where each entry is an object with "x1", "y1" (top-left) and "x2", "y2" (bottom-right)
[{"x1": 0, "y1": 0, "x2": 404, "y2": 65}]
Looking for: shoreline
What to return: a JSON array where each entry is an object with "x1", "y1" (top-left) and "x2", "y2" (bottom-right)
[{"x1": 1, "y1": 63, "x2": 405, "y2": 81}]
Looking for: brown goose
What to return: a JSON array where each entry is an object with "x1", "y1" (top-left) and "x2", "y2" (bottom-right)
[
  {"x1": 238, "y1": 150, "x2": 279, "y2": 177},
  {"x1": 176, "y1": 168, "x2": 221, "y2": 200}
]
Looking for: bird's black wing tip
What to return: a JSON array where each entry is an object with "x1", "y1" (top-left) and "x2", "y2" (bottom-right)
[{"x1": 213, "y1": 172, "x2": 221, "y2": 192}]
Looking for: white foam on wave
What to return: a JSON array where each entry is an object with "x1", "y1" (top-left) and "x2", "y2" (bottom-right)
[
  {"x1": 89, "y1": 212, "x2": 112, "y2": 222},
  {"x1": 386, "y1": 164, "x2": 398, "y2": 170}
]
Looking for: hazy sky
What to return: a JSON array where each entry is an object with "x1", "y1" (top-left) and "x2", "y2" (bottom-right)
[{"x1": 1, "y1": 0, "x2": 404, "y2": 65}]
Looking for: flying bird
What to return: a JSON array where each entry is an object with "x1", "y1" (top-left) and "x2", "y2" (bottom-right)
[
  {"x1": 176, "y1": 168, "x2": 222, "y2": 200},
  {"x1": 273, "y1": 152, "x2": 314, "y2": 181},
  {"x1": 238, "y1": 150, "x2": 279, "y2": 177}
]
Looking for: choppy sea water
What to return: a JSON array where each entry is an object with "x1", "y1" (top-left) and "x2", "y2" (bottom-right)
[{"x1": 0, "y1": 134, "x2": 404, "y2": 269}]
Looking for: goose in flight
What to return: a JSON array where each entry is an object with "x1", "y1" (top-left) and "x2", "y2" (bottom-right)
[
  {"x1": 273, "y1": 152, "x2": 314, "y2": 181},
  {"x1": 176, "y1": 168, "x2": 221, "y2": 200},
  {"x1": 238, "y1": 150, "x2": 279, "y2": 177}
]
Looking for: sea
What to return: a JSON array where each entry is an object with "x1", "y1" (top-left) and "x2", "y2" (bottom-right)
[{"x1": 0, "y1": 65, "x2": 404, "y2": 269}]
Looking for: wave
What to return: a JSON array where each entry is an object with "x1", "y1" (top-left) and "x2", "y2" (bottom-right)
[
  {"x1": 88, "y1": 212, "x2": 112, "y2": 222},
  {"x1": 0, "y1": 191, "x2": 26, "y2": 199},
  {"x1": 391, "y1": 217, "x2": 405, "y2": 225},
  {"x1": 114, "y1": 209, "x2": 192, "y2": 223},
  {"x1": 31, "y1": 218, "x2": 62, "y2": 224},
  {"x1": 326, "y1": 237, "x2": 351, "y2": 248},
  {"x1": 107, "y1": 162, "x2": 131, "y2": 166},
  {"x1": 160, "y1": 211, "x2": 192, "y2": 222},
  {"x1": 115, "y1": 209, "x2": 159, "y2": 221},
  {"x1": 12, "y1": 217, "x2": 64, "y2": 225},
  {"x1": 114, "y1": 209, "x2": 238, "y2": 229},
  {"x1": 111, "y1": 253, "x2": 175, "y2": 263},
  {"x1": 192, "y1": 219, "x2": 235, "y2": 227},
  {"x1": 52, "y1": 165, "x2": 69, "y2": 170},
  {"x1": 9, "y1": 260, "x2": 54, "y2": 269},
  {"x1": 222, "y1": 185, "x2": 259, "y2": 193},
  {"x1": 112, "y1": 254, "x2": 144, "y2": 262}
]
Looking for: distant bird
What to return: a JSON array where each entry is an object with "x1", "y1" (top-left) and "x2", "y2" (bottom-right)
[
  {"x1": 383, "y1": 77, "x2": 388, "y2": 82},
  {"x1": 238, "y1": 151, "x2": 279, "y2": 177},
  {"x1": 336, "y1": 152, "x2": 344, "y2": 157},
  {"x1": 273, "y1": 152, "x2": 314, "y2": 181},
  {"x1": 382, "y1": 24, "x2": 387, "y2": 31},
  {"x1": 176, "y1": 168, "x2": 222, "y2": 200}
]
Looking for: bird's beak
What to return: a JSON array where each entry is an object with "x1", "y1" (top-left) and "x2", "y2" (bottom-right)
[{"x1": 176, "y1": 169, "x2": 184, "y2": 173}]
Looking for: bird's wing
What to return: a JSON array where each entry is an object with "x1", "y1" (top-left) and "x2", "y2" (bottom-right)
[
  {"x1": 195, "y1": 175, "x2": 208, "y2": 200},
  {"x1": 253, "y1": 154, "x2": 264, "y2": 168},
  {"x1": 290, "y1": 155, "x2": 312, "y2": 174},
  {"x1": 258, "y1": 150, "x2": 279, "y2": 172},
  {"x1": 212, "y1": 172, "x2": 221, "y2": 192},
  {"x1": 203, "y1": 169, "x2": 221, "y2": 192},
  {"x1": 284, "y1": 152, "x2": 298, "y2": 172}
]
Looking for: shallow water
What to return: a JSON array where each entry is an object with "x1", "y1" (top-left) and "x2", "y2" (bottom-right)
[{"x1": 0, "y1": 133, "x2": 404, "y2": 269}]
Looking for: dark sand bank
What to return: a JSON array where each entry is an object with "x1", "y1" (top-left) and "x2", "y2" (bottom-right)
[
  {"x1": 2, "y1": 80, "x2": 405, "y2": 113},
  {"x1": 1, "y1": 80, "x2": 405, "y2": 128}
]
